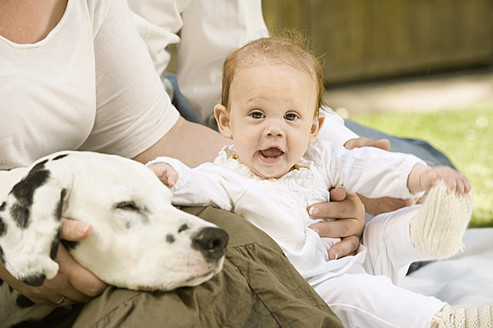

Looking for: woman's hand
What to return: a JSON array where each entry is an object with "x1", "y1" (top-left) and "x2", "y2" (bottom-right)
[
  {"x1": 308, "y1": 187, "x2": 365, "y2": 260},
  {"x1": 0, "y1": 219, "x2": 107, "y2": 307}
]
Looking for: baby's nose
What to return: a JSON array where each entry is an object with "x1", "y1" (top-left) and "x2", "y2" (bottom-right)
[{"x1": 265, "y1": 122, "x2": 284, "y2": 137}]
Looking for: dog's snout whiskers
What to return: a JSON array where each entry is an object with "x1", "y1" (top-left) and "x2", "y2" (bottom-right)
[{"x1": 192, "y1": 227, "x2": 229, "y2": 262}]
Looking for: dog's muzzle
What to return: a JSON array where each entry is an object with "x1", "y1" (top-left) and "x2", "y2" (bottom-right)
[{"x1": 192, "y1": 227, "x2": 229, "y2": 263}]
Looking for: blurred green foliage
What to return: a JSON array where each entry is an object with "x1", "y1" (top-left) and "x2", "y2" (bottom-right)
[{"x1": 351, "y1": 106, "x2": 493, "y2": 227}]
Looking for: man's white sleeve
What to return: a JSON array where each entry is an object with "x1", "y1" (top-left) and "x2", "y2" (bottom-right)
[{"x1": 317, "y1": 106, "x2": 359, "y2": 146}]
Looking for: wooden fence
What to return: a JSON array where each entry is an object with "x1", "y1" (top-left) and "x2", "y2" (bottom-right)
[{"x1": 262, "y1": 0, "x2": 493, "y2": 84}]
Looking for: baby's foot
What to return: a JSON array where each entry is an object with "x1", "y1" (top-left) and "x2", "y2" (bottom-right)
[
  {"x1": 432, "y1": 304, "x2": 493, "y2": 328},
  {"x1": 409, "y1": 180, "x2": 473, "y2": 260}
]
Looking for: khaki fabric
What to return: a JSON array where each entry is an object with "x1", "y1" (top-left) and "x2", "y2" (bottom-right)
[{"x1": 65, "y1": 206, "x2": 342, "y2": 327}]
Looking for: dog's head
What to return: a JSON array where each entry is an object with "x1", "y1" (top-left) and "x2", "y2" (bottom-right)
[{"x1": 0, "y1": 151, "x2": 228, "y2": 291}]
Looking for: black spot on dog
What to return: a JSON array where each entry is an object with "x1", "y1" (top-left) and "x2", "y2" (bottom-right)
[
  {"x1": 178, "y1": 224, "x2": 189, "y2": 233},
  {"x1": 16, "y1": 294, "x2": 35, "y2": 308},
  {"x1": 0, "y1": 216, "x2": 6, "y2": 237},
  {"x1": 61, "y1": 240, "x2": 80, "y2": 251},
  {"x1": 29, "y1": 159, "x2": 49, "y2": 174},
  {"x1": 0, "y1": 201, "x2": 5, "y2": 211},
  {"x1": 47, "y1": 189, "x2": 66, "y2": 259},
  {"x1": 9, "y1": 160, "x2": 50, "y2": 229},
  {"x1": 52, "y1": 154, "x2": 69, "y2": 161},
  {"x1": 10, "y1": 204, "x2": 30, "y2": 229},
  {"x1": 50, "y1": 234, "x2": 60, "y2": 260},
  {"x1": 55, "y1": 189, "x2": 67, "y2": 221},
  {"x1": 0, "y1": 245, "x2": 4, "y2": 264},
  {"x1": 166, "y1": 234, "x2": 175, "y2": 243},
  {"x1": 21, "y1": 274, "x2": 46, "y2": 287}
]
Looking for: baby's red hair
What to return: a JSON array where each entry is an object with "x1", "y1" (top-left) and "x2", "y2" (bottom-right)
[{"x1": 221, "y1": 36, "x2": 325, "y2": 115}]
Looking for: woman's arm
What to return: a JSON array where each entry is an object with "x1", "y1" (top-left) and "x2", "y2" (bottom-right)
[{"x1": 133, "y1": 116, "x2": 231, "y2": 167}]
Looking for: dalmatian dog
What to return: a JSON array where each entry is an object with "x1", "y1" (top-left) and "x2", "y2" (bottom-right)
[{"x1": 0, "y1": 151, "x2": 228, "y2": 325}]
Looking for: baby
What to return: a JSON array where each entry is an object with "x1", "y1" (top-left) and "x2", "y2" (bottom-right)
[{"x1": 148, "y1": 37, "x2": 488, "y2": 327}]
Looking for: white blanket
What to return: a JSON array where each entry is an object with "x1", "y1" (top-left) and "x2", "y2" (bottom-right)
[{"x1": 402, "y1": 228, "x2": 493, "y2": 307}]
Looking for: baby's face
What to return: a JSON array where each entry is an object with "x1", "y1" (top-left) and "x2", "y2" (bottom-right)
[{"x1": 221, "y1": 63, "x2": 322, "y2": 178}]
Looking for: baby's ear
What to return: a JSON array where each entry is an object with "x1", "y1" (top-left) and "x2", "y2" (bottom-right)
[
  {"x1": 214, "y1": 104, "x2": 232, "y2": 138},
  {"x1": 309, "y1": 112, "x2": 325, "y2": 143}
]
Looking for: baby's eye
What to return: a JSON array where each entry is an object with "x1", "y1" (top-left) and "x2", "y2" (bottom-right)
[
  {"x1": 284, "y1": 113, "x2": 299, "y2": 121},
  {"x1": 250, "y1": 111, "x2": 265, "y2": 119}
]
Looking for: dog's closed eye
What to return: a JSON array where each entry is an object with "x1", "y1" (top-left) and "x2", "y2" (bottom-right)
[
  {"x1": 114, "y1": 201, "x2": 149, "y2": 229},
  {"x1": 115, "y1": 201, "x2": 140, "y2": 212}
]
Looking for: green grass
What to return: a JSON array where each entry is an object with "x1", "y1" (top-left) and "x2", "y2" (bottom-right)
[{"x1": 350, "y1": 106, "x2": 493, "y2": 227}]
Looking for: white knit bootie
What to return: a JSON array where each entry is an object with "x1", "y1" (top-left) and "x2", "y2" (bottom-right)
[
  {"x1": 409, "y1": 180, "x2": 473, "y2": 260},
  {"x1": 431, "y1": 304, "x2": 493, "y2": 328}
]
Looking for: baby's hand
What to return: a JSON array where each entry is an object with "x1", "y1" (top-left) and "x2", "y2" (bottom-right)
[
  {"x1": 148, "y1": 163, "x2": 179, "y2": 187},
  {"x1": 418, "y1": 165, "x2": 471, "y2": 194}
]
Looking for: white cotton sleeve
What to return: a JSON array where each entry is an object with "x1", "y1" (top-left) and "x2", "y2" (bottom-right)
[
  {"x1": 317, "y1": 106, "x2": 359, "y2": 146},
  {"x1": 128, "y1": 0, "x2": 186, "y2": 76},
  {"x1": 79, "y1": 0, "x2": 179, "y2": 158},
  {"x1": 309, "y1": 141, "x2": 426, "y2": 199},
  {"x1": 147, "y1": 157, "x2": 234, "y2": 211}
]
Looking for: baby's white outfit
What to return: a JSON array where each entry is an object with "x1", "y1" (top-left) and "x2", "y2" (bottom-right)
[{"x1": 150, "y1": 140, "x2": 446, "y2": 327}]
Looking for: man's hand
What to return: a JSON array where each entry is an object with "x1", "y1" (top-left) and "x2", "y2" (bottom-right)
[
  {"x1": 356, "y1": 195, "x2": 414, "y2": 216},
  {"x1": 0, "y1": 219, "x2": 107, "y2": 306},
  {"x1": 344, "y1": 137, "x2": 390, "y2": 151},
  {"x1": 308, "y1": 187, "x2": 365, "y2": 260}
]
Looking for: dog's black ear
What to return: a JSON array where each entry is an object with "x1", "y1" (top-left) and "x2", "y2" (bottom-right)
[
  {"x1": 9, "y1": 159, "x2": 50, "y2": 229},
  {"x1": 0, "y1": 159, "x2": 68, "y2": 286}
]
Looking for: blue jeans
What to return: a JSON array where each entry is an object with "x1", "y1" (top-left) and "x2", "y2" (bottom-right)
[{"x1": 165, "y1": 73, "x2": 202, "y2": 124}]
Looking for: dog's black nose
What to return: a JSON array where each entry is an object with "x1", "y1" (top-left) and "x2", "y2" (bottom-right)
[{"x1": 192, "y1": 227, "x2": 229, "y2": 262}]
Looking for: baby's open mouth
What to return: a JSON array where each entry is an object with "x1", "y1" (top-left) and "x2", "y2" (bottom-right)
[{"x1": 259, "y1": 147, "x2": 284, "y2": 163}]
